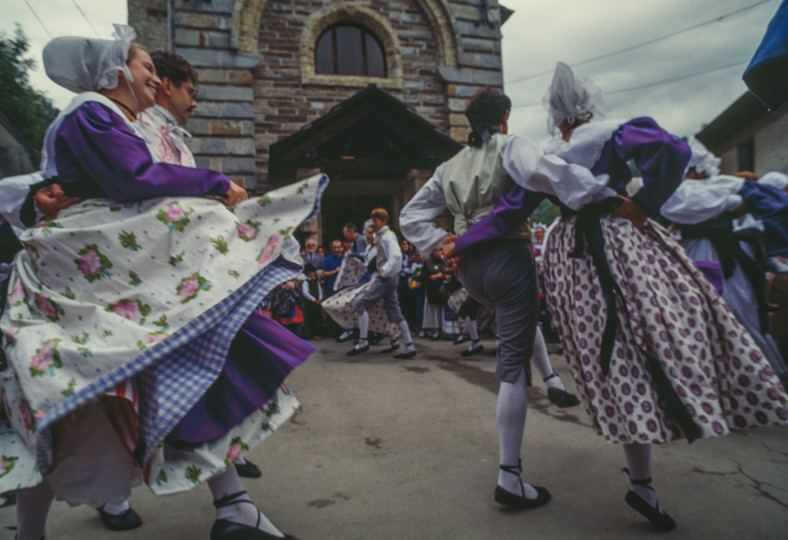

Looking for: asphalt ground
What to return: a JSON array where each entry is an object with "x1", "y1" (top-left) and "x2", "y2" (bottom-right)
[{"x1": 2, "y1": 334, "x2": 786, "y2": 539}]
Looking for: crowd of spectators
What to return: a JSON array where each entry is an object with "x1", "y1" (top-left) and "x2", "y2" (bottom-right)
[{"x1": 263, "y1": 219, "x2": 506, "y2": 352}]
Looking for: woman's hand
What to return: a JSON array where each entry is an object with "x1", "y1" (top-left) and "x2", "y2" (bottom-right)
[
  {"x1": 34, "y1": 184, "x2": 79, "y2": 220},
  {"x1": 612, "y1": 194, "x2": 647, "y2": 230},
  {"x1": 221, "y1": 181, "x2": 248, "y2": 206}
]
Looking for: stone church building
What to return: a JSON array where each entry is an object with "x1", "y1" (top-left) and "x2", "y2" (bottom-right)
[{"x1": 130, "y1": 0, "x2": 512, "y2": 237}]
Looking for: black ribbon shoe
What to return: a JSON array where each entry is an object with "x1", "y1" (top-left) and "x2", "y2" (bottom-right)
[
  {"x1": 393, "y1": 348, "x2": 417, "y2": 359},
  {"x1": 380, "y1": 343, "x2": 400, "y2": 354},
  {"x1": 235, "y1": 459, "x2": 262, "y2": 479},
  {"x1": 546, "y1": 387, "x2": 580, "y2": 408},
  {"x1": 97, "y1": 505, "x2": 143, "y2": 531},
  {"x1": 625, "y1": 477, "x2": 676, "y2": 531},
  {"x1": 453, "y1": 333, "x2": 470, "y2": 345},
  {"x1": 211, "y1": 491, "x2": 298, "y2": 540},
  {"x1": 461, "y1": 343, "x2": 484, "y2": 357},
  {"x1": 346, "y1": 343, "x2": 370, "y2": 356},
  {"x1": 493, "y1": 460, "x2": 551, "y2": 509}
]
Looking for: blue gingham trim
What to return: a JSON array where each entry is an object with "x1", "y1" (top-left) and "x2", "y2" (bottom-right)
[
  {"x1": 35, "y1": 257, "x2": 301, "y2": 471},
  {"x1": 33, "y1": 174, "x2": 329, "y2": 472}
]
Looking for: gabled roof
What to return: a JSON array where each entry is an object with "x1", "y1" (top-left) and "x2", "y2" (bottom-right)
[
  {"x1": 695, "y1": 92, "x2": 772, "y2": 151},
  {"x1": 268, "y1": 84, "x2": 462, "y2": 183}
]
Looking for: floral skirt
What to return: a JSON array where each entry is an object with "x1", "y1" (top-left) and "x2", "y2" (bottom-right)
[
  {"x1": 0, "y1": 175, "x2": 327, "y2": 499},
  {"x1": 321, "y1": 256, "x2": 397, "y2": 335},
  {"x1": 543, "y1": 215, "x2": 788, "y2": 444}
]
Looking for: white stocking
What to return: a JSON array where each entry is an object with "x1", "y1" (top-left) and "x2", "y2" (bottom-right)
[
  {"x1": 466, "y1": 319, "x2": 479, "y2": 341},
  {"x1": 358, "y1": 311, "x2": 370, "y2": 342},
  {"x1": 623, "y1": 443, "x2": 657, "y2": 506},
  {"x1": 398, "y1": 320, "x2": 415, "y2": 351},
  {"x1": 496, "y1": 368, "x2": 538, "y2": 498},
  {"x1": 532, "y1": 327, "x2": 566, "y2": 391},
  {"x1": 208, "y1": 467, "x2": 283, "y2": 537}
]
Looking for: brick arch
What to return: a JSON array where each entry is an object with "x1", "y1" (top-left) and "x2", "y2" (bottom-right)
[
  {"x1": 233, "y1": 0, "x2": 458, "y2": 68},
  {"x1": 299, "y1": 4, "x2": 403, "y2": 88}
]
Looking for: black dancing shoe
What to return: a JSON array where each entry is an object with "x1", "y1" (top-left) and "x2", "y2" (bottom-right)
[
  {"x1": 380, "y1": 343, "x2": 400, "y2": 354},
  {"x1": 97, "y1": 505, "x2": 143, "y2": 531},
  {"x1": 453, "y1": 333, "x2": 470, "y2": 345},
  {"x1": 625, "y1": 477, "x2": 676, "y2": 531},
  {"x1": 211, "y1": 491, "x2": 298, "y2": 540},
  {"x1": 547, "y1": 387, "x2": 580, "y2": 408},
  {"x1": 335, "y1": 329, "x2": 354, "y2": 343},
  {"x1": 346, "y1": 343, "x2": 370, "y2": 356},
  {"x1": 235, "y1": 459, "x2": 262, "y2": 479},
  {"x1": 461, "y1": 343, "x2": 484, "y2": 357},
  {"x1": 493, "y1": 459, "x2": 551, "y2": 509},
  {"x1": 393, "y1": 349, "x2": 417, "y2": 359}
]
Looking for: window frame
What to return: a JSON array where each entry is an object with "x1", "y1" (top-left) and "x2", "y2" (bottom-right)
[{"x1": 315, "y1": 23, "x2": 387, "y2": 78}]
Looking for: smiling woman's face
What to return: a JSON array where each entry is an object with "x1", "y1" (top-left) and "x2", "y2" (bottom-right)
[{"x1": 126, "y1": 47, "x2": 160, "y2": 110}]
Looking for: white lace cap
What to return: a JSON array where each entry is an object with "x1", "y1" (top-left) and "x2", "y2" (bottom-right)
[
  {"x1": 543, "y1": 61, "x2": 605, "y2": 134},
  {"x1": 759, "y1": 171, "x2": 788, "y2": 189},
  {"x1": 687, "y1": 137, "x2": 721, "y2": 177},
  {"x1": 43, "y1": 24, "x2": 136, "y2": 93}
]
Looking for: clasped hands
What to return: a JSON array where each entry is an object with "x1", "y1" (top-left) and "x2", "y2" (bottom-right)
[{"x1": 437, "y1": 232, "x2": 461, "y2": 264}]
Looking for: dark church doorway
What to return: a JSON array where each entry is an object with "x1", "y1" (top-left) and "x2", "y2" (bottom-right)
[{"x1": 320, "y1": 193, "x2": 394, "y2": 243}]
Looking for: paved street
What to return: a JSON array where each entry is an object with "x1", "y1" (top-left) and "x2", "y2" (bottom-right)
[{"x1": 2, "y1": 335, "x2": 787, "y2": 539}]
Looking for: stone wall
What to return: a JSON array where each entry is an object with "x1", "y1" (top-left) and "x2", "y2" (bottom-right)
[{"x1": 129, "y1": 0, "x2": 510, "y2": 191}]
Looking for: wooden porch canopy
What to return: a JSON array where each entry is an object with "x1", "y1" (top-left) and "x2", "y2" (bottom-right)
[{"x1": 268, "y1": 84, "x2": 462, "y2": 184}]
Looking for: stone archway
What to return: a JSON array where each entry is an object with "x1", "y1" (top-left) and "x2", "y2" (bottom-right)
[{"x1": 232, "y1": 0, "x2": 458, "y2": 68}]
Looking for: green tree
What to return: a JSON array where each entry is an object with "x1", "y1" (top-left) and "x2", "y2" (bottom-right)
[
  {"x1": 0, "y1": 25, "x2": 59, "y2": 150},
  {"x1": 530, "y1": 198, "x2": 559, "y2": 227}
]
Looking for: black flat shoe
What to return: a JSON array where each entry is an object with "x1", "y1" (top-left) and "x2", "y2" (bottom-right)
[
  {"x1": 97, "y1": 505, "x2": 143, "y2": 531},
  {"x1": 461, "y1": 343, "x2": 483, "y2": 357},
  {"x1": 211, "y1": 490, "x2": 297, "y2": 540},
  {"x1": 625, "y1": 478, "x2": 676, "y2": 531},
  {"x1": 347, "y1": 344, "x2": 369, "y2": 356},
  {"x1": 494, "y1": 459, "x2": 551, "y2": 509},
  {"x1": 453, "y1": 333, "x2": 470, "y2": 345},
  {"x1": 235, "y1": 459, "x2": 262, "y2": 478},
  {"x1": 393, "y1": 349, "x2": 417, "y2": 359},
  {"x1": 547, "y1": 387, "x2": 580, "y2": 408},
  {"x1": 210, "y1": 519, "x2": 297, "y2": 540},
  {"x1": 380, "y1": 344, "x2": 400, "y2": 353}
]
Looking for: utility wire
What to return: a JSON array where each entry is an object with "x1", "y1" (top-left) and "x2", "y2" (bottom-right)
[
  {"x1": 71, "y1": 0, "x2": 101, "y2": 37},
  {"x1": 511, "y1": 58, "x2": 749, "y2": 109},
  {"x1": 21, "y1": 0, "x2": 52, "y2": 38},
  {"x1": 505, "y1": 0, "x2": 774, "y2": 85}
]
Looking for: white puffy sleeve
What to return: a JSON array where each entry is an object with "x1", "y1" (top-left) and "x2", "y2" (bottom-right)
[
  {"x1": 660, "y1": 175, "x2": 744, "y2": 225},
  {"x1": 399, "y1": 163, "x2": 449, "y2": 254},
  {"x1": 501, "y1": 136, "x2": 615, "y2": 210}
]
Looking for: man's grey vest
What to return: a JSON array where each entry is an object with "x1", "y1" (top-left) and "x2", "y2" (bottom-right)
[{"x1": 441, "y1": 133, "x2": 530, "y2": 240}]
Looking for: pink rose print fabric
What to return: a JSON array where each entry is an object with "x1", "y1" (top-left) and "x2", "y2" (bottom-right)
[{"x1": 0, "y1": 175, "x2": 327, "y2": 496}]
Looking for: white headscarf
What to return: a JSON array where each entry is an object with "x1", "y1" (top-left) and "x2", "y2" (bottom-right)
[
  {"x1": 43, "y1": 24, "x2": 136, "y2": 93},
  {"x1": 543, "y1": 61, "x2": 605, "y2": 135},
  {"x1": 686, "y1": 137, "x2": 721, "y2": 177},
  {"x1": 759, "y1": 171, "x2": 788, "y2": 189}
]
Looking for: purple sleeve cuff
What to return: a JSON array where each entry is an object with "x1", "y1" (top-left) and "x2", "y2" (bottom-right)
[{"x1": 614, "y1": 118, "x2": 690, "y2": 218}]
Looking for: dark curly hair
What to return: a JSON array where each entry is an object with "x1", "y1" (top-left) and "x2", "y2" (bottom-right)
[
  {"x1": 150, "y1": 50, "x2": 198, "y2": 87},
  {"x1": 465, "y1": 87, "x2": 511, "y2": 147}
]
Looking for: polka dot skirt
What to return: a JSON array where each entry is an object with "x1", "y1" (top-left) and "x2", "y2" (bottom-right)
[{"x1": 544, "y1": 215, "x2": 788, "y2": 444}]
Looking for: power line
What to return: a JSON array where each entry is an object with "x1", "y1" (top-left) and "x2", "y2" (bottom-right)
[
  {"x1": 21, "y1": 0, "x2": 52, "y2": 38},
  {"x1": 71, "y1": 0, "x2": 101, "y2": 38},
  {"x1": 505, "y1": 0, "x2": 775, "y2": 85},
  {"x1": 511, "y1": 58, "x2": 750, "y2": 109}
]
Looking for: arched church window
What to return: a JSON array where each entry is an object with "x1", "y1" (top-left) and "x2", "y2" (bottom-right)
[{"x1": 315, "y1": 24, "x2": 387, "y2": 78}]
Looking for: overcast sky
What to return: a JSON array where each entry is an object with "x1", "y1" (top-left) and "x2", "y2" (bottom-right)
[{"x1": 1, "y1": 0, "x2": 780, "y2": 146}]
